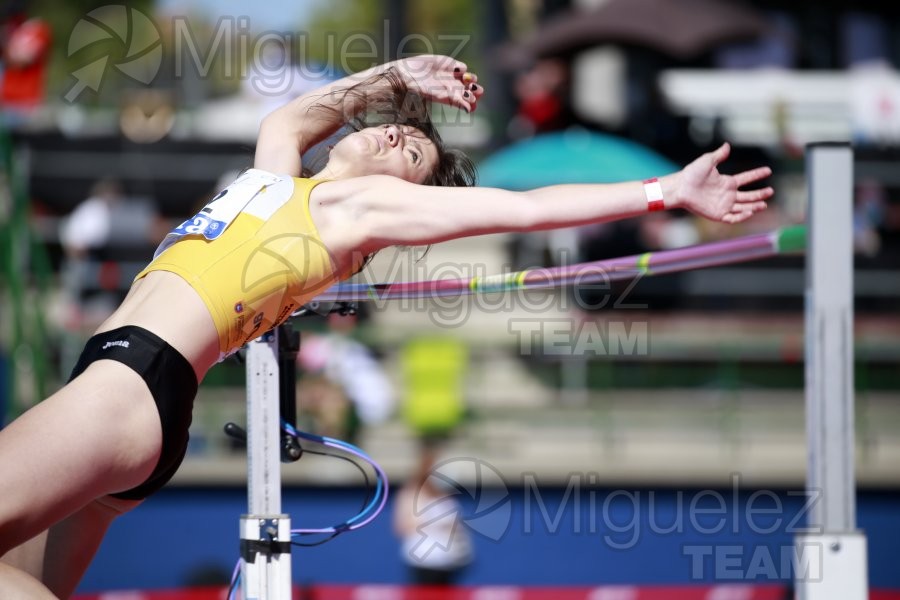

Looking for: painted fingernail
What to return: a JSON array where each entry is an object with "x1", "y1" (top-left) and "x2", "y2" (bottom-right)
[
  {"x1": 463, "y1": 73, "x2": 473, "y2": 82},
  {"x1": 463, "y1": 91, "x2": 470, "y2": 98},
  {"x1": 470, "y1": 83, "x2": 477, "y2": 91},
  {"x1": 454, "y1": 67, "x2": 460, "y2": 72}
]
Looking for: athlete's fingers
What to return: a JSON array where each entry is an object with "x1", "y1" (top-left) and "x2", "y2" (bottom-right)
[
  {"x1": 730, "y1": 201, "x2": 767, "y2": 213},
  {"x1": 736, "y1": 187, "x2": 774, "y2": 202},
  {"x1": 723, "y1": 209, "x2": 754, "y2": 224},
  {"x1": 734, "y1": 166, "x2": 772, "y2": 187},
  {"x1": 711, "y1": 142, "x2": 731, "y2": 165},
  {"x1": 452, "y1": 88, "x2": 475, "y2": 113}
]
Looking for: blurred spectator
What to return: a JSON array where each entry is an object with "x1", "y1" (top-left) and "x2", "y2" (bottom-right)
[
  {"x1": 392, "y1": 440, "x2": 473, "y2": 586},
  {"x1": 399, "y1": 336, "x2": 468, "y2": 443},
  {"x1": 60, "y1": 179, "x2": 126, "y2": 259},
  {"x1": 854, "y1": 179, "x2": 886, "y2": 258},
  {"x1": 507, "y1": 58, "x2": 571, "y2": 139},
  {"x1": 59, "y1": 178, "x2": 162, "y2": 329},
  {"x1": 0, "y1": 13, "x2": 51, "y2": 125},
  {"x1": 297, "y1": 308, "x2": 395, "y2": 443},
  {"x1": 61, "y1": 178, "x2": 164, "y2": 258}
]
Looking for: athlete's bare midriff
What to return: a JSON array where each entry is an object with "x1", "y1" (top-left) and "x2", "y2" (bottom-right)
[{"x1": 95, "y1": 271, "x2": 221, "y2": 381}]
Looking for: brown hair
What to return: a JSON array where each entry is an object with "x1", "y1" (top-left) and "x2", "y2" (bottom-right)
[{"x1": 301, "y1": 67, "x2": 477, "y2": 188}]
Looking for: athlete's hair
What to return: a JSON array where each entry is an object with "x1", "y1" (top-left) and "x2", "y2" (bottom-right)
[{"x1": 302, "y1": 67, "x2": 477, "y2": 188}]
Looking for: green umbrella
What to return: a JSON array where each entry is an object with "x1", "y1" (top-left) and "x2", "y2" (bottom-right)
[{"x1": 477, "y1": 129, "x2": 680, "y2": 190}]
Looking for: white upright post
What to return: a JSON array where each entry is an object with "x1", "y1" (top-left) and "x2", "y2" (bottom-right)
[
  {"x1": 795, "y1": 142, "x2": 867, "y2": 599},
  {"x1": 241, "y1": 330, "x2": 292, "y2": 600}
]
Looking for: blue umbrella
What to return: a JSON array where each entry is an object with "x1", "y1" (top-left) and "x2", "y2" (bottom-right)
[{"x1": 477, "y1": 129, "x2": 679, "y2": 190}]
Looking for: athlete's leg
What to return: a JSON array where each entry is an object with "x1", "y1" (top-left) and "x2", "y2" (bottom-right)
[
  {"x1": 0, "y1": 531, "x2": 47, "y2": 582},
  {"x1": 41, "y1": 496, "x2": 140, "y2": 598},
  {"x1": 0, "y1": 360, "x2": 162, "y2": 557},
  {"x1": 0, "y1": 562, "x2": 57, "y2": 600}
]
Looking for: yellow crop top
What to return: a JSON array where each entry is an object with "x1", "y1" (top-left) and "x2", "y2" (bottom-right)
[{"x1": 136, "y1": 170, "x2": 339, "y2": 358}]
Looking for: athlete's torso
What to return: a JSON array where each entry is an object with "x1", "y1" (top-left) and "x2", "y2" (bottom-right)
[{"x1": 134, "y1": 170, "x2": 344, "y2": 358}]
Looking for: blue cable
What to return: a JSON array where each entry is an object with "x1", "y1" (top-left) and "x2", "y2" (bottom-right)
[{"x1": 280, "y1": 419, "x2": 389, "y2": 533}]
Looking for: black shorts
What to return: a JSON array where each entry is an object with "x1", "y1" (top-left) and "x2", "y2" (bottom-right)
[{"x1": 68, "y1": 325, "x2": 198, "y2": 500}]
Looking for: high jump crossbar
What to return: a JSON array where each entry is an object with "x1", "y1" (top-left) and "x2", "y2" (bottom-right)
[{"x1": 310, "y1": 226, "x2": 805, "y2": 303}]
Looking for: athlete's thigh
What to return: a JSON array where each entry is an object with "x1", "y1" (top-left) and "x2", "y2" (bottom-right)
[
  {"x1": 42, "y1": 497, "x2": 139, "y2": 598},
  {"x1": 0, "y1": 561, "x2": 57, "y2": 600},
  {"x1": 0, "y1": 532, "x2": 46, "y2": 582},
  {"x1": 0, "y1": 361, "x2": 162, "y2": 552}
]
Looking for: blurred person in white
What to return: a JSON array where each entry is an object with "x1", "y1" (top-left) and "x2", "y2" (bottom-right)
[
  {"x1": 60, "y1": 179, "x2": 125, "y2": 259},
  {"x1": 297, "y1": 308, "x2": 395, "y2": 443},
  {"x1": 59, "y1": 179, "x2": 162, "y2": 328},
  {"x1": 393, "y1": 441, "x2": 473, "y2": 586}
]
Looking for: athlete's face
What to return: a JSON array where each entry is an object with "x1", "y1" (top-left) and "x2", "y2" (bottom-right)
[{"x1": 332, "y1": 124, "x2": 439, "y2": 184}]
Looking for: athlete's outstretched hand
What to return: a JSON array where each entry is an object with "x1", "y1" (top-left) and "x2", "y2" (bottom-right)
[
  {"x1": 391, "y1": 54, "x2": 483, "y2": 113},
  {"x1": 673, "y1": 143, "x2": 773, "y2": 224}
]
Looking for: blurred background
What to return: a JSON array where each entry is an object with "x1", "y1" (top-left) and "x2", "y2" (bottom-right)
[{"x1": 1, "y1": 0, "x2": 899, "y2": 597}]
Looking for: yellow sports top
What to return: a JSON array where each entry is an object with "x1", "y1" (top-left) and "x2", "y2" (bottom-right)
[{"x1": 136, "y1": 170, "x2": 339, "y2": 358}]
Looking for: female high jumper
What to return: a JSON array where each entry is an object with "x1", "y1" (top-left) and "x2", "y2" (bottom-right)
[{"x1": 0, "y1": 54, "x2": 772, "y2": 598}]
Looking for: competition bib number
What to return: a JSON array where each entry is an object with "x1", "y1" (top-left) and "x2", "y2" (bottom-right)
[{"x1": 154, "y1": 169, "x2": 282, "y2": 258}]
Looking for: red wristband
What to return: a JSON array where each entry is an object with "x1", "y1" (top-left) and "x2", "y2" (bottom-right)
[{"x1": 643, "y1": 177, "x2": 665, "y2": 212}]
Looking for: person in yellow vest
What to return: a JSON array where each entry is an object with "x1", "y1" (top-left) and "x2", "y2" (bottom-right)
[
  {"x1": 401, "y1": 336, "x2": 469, "y2": 440},
  {"x1": 400, "y1": 336, "x2": 468, "y2": 442}
]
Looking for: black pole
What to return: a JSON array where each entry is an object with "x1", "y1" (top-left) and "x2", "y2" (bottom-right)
[
  {"x1": 277, "y1": 322, "x2": 302, "y2": 461},
  {"x1": 385, "y1": 0, "x2": 406, "y2": 61}
]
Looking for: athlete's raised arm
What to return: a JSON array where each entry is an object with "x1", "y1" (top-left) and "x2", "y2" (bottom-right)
[{"x1": 254, "y1": 55, "x2": 483, "y2": 176}]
